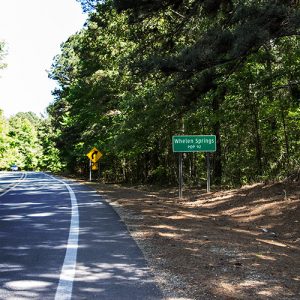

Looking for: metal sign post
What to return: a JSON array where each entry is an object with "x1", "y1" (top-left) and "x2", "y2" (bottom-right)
[
  {"x1": 89, "y1": 160, "x2": 92, "y2": 182},
  {"x1": 206, "y1": 152, "x2": 210, "y2": 193},
  {"x1": 179, "y1": 153, "x2": 183, "y2": 199}
]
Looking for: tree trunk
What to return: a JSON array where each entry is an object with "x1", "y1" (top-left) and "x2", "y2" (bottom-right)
[
  {"x1": 212, "y1": 86, "x2": 225, "y2": 185},
  {"x1": 280, "y1": 100, "x2": 290, "y2": 168}
]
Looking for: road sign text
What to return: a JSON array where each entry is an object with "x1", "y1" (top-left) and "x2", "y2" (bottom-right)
[{"x1": 172, "y1": 135, "x2": 216, "y2": 152}]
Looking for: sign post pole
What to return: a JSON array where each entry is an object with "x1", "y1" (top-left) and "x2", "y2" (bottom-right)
[
  {"x1": 89, "y1": 160, "x2": 92, "y2": 182},
  {"x1": 206, "y1": 152, "x2": 210, "y2": 193},
  {"x1": 179, "y1": 153, "x2": 183, "y2": 199}
]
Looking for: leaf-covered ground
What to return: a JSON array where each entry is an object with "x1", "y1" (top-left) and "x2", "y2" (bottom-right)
[{"x1": 84, "y1": 180, "x2": 300, "y2": 299}]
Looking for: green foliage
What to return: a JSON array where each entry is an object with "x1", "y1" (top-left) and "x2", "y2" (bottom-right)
[
  {"x1": 0, "y1": 111, "x2": 63, "y2": 172},
  {"x1": 0, "y1": 40, "x2": 7, "y2": 71},
  {"x1": 37, "y1": 118, "x2": 64, "y2": 172},
  {"x1": 47, "y1": 1, "x2": 300, "y2": 186},
  {"x1": 8, "y1": 113, "x2": 42, "y2": 170},
  {"x1": 0, "y1": 110, "x2": 10, "y2": 169}
]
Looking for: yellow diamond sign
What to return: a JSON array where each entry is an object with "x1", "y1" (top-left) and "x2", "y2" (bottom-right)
[{"x1": 87, "y1": 147, "x2": 102, "y2": 162}]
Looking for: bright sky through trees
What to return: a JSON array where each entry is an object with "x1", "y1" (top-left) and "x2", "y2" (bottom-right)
[{"x1": 0, "y1": 0, "x2": 86, "y2": 117}]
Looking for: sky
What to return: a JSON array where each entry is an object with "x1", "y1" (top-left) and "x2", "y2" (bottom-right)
[{"x1": 0, "y1": 0, "x2": 87, "y2": 118}]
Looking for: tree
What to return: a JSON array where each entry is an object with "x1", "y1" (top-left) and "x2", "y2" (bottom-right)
[
  {"x1": 0, "y1": 109, "x2": 10, "y2": 169},
  {"x1": 8, "y1": 113, "x2": 42, "y2": 170},
  {"x1": 0, "y1": 40, "x2": 6, "y2": 71},
  {"x1": 48, "y1": 0, "x2": 300, "y2": 186},
  {"x1": 0, "y1": 110, "x2": 63, "y2": 172},
  {"x1": 37, "y1": 118, "x2": 63, "y2": 172}
]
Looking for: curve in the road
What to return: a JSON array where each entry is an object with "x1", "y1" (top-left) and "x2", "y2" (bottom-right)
[{"x1": 0, "y1": 172, "x2": 27, "y2": 197}]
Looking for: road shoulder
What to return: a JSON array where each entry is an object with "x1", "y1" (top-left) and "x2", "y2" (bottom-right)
[{"x1": 82, "y1": 180, "x2": 300, "y2": 300}]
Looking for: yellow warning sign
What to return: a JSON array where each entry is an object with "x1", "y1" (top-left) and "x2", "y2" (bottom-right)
[
  {"x1": 87, "y1": 147, "x2": 102, "y2": 162},
  {"x1": 91, "y1": 162, "x2": 98, "y2": 171}
]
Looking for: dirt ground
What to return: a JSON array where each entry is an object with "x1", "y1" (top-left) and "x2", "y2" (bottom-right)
[{"x1": 83, "y1": 179, "x2": 300, "y2": 300}]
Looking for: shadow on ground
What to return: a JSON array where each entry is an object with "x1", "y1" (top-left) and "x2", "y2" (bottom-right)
[{"x1": 87, "y1": 180, "x2": 300, "y2": 300}]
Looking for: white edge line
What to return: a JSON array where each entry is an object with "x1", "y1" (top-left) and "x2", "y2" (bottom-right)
[
  {"x1": 46, "y1": 174, "x2": 79, "y2": 300},
  {"x1": 0, "y1": 172, "x2": 27, "y2": 197}
]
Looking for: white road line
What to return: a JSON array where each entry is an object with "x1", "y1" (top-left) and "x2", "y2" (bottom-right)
[
  {"x1": 47, "y1": 174, "x2": 79, "y2": 300},
  {"x1": 0, "y1": 172, "x2": 27, "y2": 197}
]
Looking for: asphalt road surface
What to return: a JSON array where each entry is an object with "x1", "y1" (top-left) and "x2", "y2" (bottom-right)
[{"x1": 0, "y1": 172, "x2": 163, "y2": 300}]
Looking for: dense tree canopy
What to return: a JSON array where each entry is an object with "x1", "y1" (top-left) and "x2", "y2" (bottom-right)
[
  {"x1": 0, "y1": 1, "x2": 299, "y2": 185},
  {"x1": 0, "y1": 111, "x2": 62, "y2": 172},
  {"x1": 46, "y1": 0, "x2": 300, "y2": 186}
]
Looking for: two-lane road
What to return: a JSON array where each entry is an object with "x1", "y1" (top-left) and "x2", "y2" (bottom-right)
[{"x1": 0, "y1": 172, "x2": 162, "y2": 300}]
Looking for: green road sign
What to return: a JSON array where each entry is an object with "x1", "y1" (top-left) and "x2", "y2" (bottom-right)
[{"x1": 172, "y1": 135, "x2": 216, "y2": 152}]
